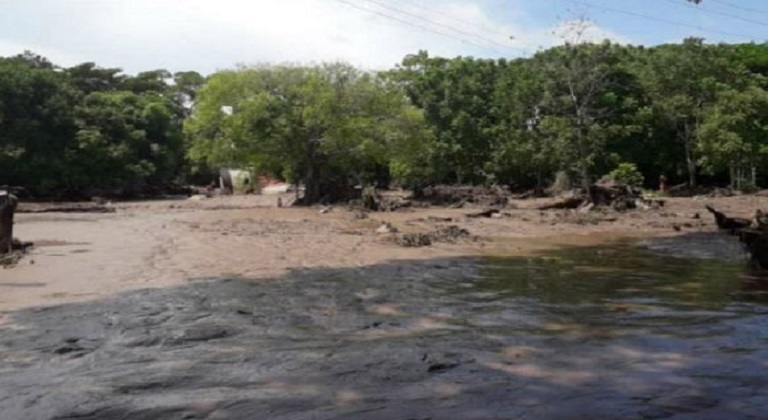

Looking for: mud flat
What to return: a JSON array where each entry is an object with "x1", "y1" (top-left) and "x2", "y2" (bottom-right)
[{"x1": 2, "y1": 194, "x2": 768, "y2": 418}]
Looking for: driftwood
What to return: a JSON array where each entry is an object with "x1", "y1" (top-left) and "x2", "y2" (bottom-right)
[
  {"x1": 537, "y1": 184, "x2": 662, "y2": 212},
  {"x1": 704, "y1": 206, "x2": 751, "y2": 231},
  {"x1": 705, "y1": 206, "x2": 768, "y2": 269}
]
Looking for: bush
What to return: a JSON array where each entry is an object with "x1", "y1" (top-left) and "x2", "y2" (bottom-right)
[{"x1": 606, "y1": 163, "x2": 644, "y2": 187}]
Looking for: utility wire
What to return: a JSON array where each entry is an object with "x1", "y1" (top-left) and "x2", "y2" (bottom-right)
[
  {"x1": 709, "y1": 0, "x2": 768, "y2": 16},
  {"x1": 661, "y1": 0, "x2": 768, "y2": 28},
  {"x1": 562, "y1": 0, "x2": 763, "y2": 41},
  {"x1": 335, "y1": 0, "x2": 502, "y2": 53},
  {"x1": 360, "y1": 0, "x2": 519, "y2": 50},
  {"x1": 392, "y1": 0, "x2": 513, "y2": 40}
]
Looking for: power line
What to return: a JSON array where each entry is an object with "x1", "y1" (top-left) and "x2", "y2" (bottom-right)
[
  {"x1": 662, "y1": 0, "x2": 768, "y2": 28},
  {"x1": 360, "y1": 0, "x2": 519, "y2": 51},
  {"x1": 335, "y1": 0, "x2": 502, "y2": 53},
  {"x1": 709, "y1": 0, "x2": 768, "y2": 16},
  {"x1": 392, "y1": 0, "x2": 513, "y2": 40},
  {"x1": 562, "y1": 0, "x2": 763, "y2": 41}
]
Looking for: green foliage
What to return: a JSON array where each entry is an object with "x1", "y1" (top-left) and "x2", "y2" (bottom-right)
[
  {"x1": 0, "y1": 52, "x2": 197, "y2": 196},
  {"x1": 606, "y1": 163, "x2": 644, "y2": 187},
  {"x1": 5, "y1": 36, "x2": 768, "y2": 198},
  {"x1": 185, "y1": 63, "x2": 430, "y2": 203}
]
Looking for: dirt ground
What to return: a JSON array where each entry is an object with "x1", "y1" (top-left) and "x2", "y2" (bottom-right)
[{"x1": 4, "y1": 192, "x2": 767, "y2": 311}]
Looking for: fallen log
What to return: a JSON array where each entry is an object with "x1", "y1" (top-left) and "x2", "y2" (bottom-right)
[
  {"x1": 17, "y1": 205, "x2": 115, "y2": 214},
  {"x1": 705, "y1": 205, "x2": 751, "y2": 231}
]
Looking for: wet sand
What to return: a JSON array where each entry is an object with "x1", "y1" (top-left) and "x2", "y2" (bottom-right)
[{"x1": 7, "y1": 193, "x2": 765, "y2": 311}]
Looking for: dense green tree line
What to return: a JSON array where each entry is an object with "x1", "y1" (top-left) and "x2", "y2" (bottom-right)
[
  {"x1": 385, "y1": 39, "x2": 768, "y2": 190},
  {"x1": 0, "y1": 51, "x2": 203, "y2": 197},
  {"x1": 3, "y1": 38, "x2": 768, "y2": 201}
]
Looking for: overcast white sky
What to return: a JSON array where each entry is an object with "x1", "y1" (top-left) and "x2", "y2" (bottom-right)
[{"x1": 0, "y1": 0, "x2": 670, "y2": 74}]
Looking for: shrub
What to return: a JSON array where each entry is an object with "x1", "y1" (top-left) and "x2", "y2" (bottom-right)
[{"x1": 606, "y1": 163, "x2": 644, "y2": 187}]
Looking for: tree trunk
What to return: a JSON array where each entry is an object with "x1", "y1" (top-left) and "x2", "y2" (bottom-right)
[
  {"x1": 301, "y1": 135, "x2": 322, "y2": 205},
  {"x1": 729, "y1": 162, "x2": 736, "y2": 189},
  {"x1": 0, "y1": 193, "x2": 17, "y2": 255},
  {"x1": 683, "y1": 137, "x2": 697, "y2": 188},
  {"x1": 579, "y1": 165, "x2": 590, "y2": 190},
  {"x1": 304, "y1": 162, "x2": 320, "y2": 205},
  {"x1": 576, "y1": 125, "x2": 590, "y2": 190}
]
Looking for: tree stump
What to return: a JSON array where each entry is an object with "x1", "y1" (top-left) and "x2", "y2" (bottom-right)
[{"x1": 0, "y1": 191, "x2": 18, "y2": 255}]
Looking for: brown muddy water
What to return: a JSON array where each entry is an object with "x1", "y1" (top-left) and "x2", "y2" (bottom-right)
[{"x1": 1, "y1": 233, "x2": 767, "y2": 419}]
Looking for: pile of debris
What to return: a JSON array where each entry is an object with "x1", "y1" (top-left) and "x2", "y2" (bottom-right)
[
  {"x1": 396, "y1": 225, "x2": 472, "y2": 248},
  {"x1": 348, "y1": 187, "x2": 414, "y2": 213},
  {"x1": 414, "y1": 185, "x2": 511, "y2": 208},
  {"x1": 374, "y1": 221, "x2": 472, "y2": 247},
  {"x1": 539, "y1": 184, "x2": 664, "y2": 212},
  {"x1": 705, "y1": 206, "x2": 768, "y2": 268}
]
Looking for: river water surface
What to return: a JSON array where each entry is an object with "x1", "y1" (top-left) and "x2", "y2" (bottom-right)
[{"x1": 0, "y1": 234, "x2": 767, "y2": 419}]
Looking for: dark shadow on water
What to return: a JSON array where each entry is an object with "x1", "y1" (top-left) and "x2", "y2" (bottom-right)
[{"x1": 1, "y1": 239, "x2": 768, "y2": 419}]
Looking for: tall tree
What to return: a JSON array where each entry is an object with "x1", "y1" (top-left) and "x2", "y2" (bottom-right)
[
  {"x1": 186, "y1": 63, "x2": 429, "y2": 203},
  {"x1": 642, "y1": 38, "x2": 750, "y2": 187},
  {"x1": 392, "y1": 52, "x2": 499, "y2": 184},
  {"x1": 535, "y1": 20, "x2": 637, "y2": 188},
  {"x1": 0, "y1": 54, "x2": 77, "y2": 194}
]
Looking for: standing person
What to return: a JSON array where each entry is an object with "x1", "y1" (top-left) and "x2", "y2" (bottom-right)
[{"x1": 659, "y1": 175, "x2": 669, "y2": 194}]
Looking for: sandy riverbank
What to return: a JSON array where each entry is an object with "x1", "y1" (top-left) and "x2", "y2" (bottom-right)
[{"x1": 3, "y1": 193, "x2": 765, "y2": 311}]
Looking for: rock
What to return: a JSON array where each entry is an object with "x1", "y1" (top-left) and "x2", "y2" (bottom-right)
[
  {"x1": 375, "y1": 223, "x2": 398, "y2": 234},
  {"x1": 398, "y1": 233, "x2": 432, "y2": 247},
  {"x1": 188, "y1": 194, "x2": 208, "y2": 201},
  {"x1": 427, "y1": 362, "x2": 459, "y2": 373}
]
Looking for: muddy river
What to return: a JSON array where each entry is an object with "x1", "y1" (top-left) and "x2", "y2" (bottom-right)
[{"x1": 1, "y1": 234, "x2": 767, "y2": 419}]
